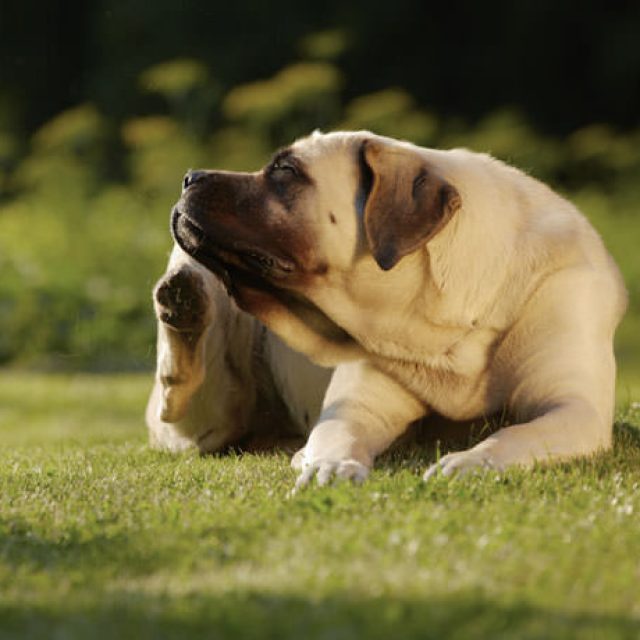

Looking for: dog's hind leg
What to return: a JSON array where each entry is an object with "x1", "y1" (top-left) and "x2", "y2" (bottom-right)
[
  {"x1": 153, "y1": 264, "x2": 211, "y2": 424},
  {"x1": 146, "y1": 245, "x2": 258, "y2": 452}
]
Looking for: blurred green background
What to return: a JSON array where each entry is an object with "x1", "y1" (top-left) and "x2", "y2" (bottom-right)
[{"x1": 0, "y1": 1, "x2": 638, "y2": 395}]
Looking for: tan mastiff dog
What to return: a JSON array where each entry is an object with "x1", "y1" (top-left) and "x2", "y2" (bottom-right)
[{"x1": 146, "y1": 131, "x2": 627, "y2": 488}]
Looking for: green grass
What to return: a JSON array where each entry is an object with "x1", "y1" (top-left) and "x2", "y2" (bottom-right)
[{"x1": 1, "y1": 373, "x2": 640, "y2": 639}]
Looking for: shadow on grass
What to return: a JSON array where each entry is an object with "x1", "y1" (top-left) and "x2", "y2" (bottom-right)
[
  {"x1": 0, "y1": 517, "x2": 183, "y2": 579},
  {"x1": 1, "y1": 589, "x2": 638, "y2": 640}
]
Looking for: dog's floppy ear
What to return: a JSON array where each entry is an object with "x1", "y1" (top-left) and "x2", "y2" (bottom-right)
[{"x1": 362, "y1": 139, "x2": 462, "y2": 270}]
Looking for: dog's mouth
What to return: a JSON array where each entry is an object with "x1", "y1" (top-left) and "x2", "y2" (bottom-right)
[
  {"x1": 171, "y1": 208, "x2": 296, "y2": 294},
  {"x1": 171, "y1": 208, "x2": 358, "y2": 351}
]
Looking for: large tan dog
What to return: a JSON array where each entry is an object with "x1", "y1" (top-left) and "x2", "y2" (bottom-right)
[{"x1": 146, "y1": 131, "x2": 627, "y2": 487}]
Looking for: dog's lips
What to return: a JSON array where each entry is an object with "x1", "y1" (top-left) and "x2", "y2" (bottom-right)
[
  {"x1": 171, "y1": 208, "x2": 296, "y2": 290},
  {"x1": 171, "y1": 208, "x2": 205, "y2": 253},
  {"x1": 171, "y1": 208, "x2": 233, "y2": 290}
]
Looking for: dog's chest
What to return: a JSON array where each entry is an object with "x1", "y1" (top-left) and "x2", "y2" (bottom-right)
[{"x1": 371, "y1": 326, "x2": 501, "y2": 420}]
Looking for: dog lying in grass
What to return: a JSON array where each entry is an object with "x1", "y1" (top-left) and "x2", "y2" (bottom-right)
[{"x1": 146, "y1": 130, "x2": 627, "y2": 487}]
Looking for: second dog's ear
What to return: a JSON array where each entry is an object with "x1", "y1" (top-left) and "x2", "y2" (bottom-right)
[{"x1": 362, "y1": 140, "x2": 461, "y2": 271}]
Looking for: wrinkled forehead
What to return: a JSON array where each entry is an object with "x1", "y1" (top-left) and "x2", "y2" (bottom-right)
[{"x1": 289, "y1": 130, "x2": 368, "y2": 180}]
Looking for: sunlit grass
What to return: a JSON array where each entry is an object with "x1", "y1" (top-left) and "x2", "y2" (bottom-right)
[
  {"x1": 1, "y1": 373, "x2": 639, "y2": 639},
  {"x1": 0, "y1": 372, "x2": 150, "y2": 446}
]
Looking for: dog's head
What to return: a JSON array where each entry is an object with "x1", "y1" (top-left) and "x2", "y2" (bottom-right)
[{"x1": 172, "y1": 131, "x2": 461, "y2": 334}]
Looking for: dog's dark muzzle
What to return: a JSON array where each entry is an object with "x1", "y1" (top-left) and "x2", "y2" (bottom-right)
[
  {"x1": 171, "y1": 208, "x2": 296, "y2": 292},
  {"x1": 171, "y1": 207, "x2": 205, "y2": 254}
]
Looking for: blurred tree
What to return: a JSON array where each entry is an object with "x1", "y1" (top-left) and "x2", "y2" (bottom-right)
[
  {"x1": 121, "y1": 115, "x2": 206, "y2": 196},
  {"x1": 139, "y1": 58, "x2": 221, "y2": 137},
  {"x1": 17, "y1": 104, "x2": 108, "y2": 197},
  {"x1": 223, "y1": 62, "x2": 342, "y2": 145},
  {"x1": 1, "y1": 0, "x2": 639, "y2": 371},
  {"x1": 298, "y1": 28, "x2": 351, "y2": 61},
  {"x1": 2, "y1": 0, "x2": 639, "y2": 144},
  {"x1": 340, "y1": 88, "x2": 437, "y2": 146}
]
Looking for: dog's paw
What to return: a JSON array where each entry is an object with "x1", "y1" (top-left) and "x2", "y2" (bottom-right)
[
  {"x1": 154, "y1": 268, "x2": 209, "y2": 332},
  {"x1": 293, "y1": 458, "x2": 370, "y2": 491},
  {"x1": 423, "y1": 446, "x2": 502, "y2": 481}
]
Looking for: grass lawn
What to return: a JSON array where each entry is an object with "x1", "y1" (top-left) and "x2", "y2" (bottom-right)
[{"x1": 1, "y1": 372, "x2": 639, "y2": 639}]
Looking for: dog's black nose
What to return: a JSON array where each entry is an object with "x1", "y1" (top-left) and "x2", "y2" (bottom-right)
[{"x1": 182, "y1": 170, "x2": 207, "y2": 191}]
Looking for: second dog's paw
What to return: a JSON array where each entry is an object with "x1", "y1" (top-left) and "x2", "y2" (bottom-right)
[{"x1": 154, "y1": 268, "x2": 209, "y2": 332}]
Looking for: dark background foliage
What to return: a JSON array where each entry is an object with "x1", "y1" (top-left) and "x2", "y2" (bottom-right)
[
  {"x1": 3, "y1": 0, "x2": 640, "y2": 138},
  {"x1": 0, "y1": 1, "x2": 638, "y2": 379}
]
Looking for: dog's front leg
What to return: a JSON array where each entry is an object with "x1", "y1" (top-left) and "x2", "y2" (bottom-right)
[
  {"x1": 424, "y1": 268, "x2": 622, "y2": 479},
  {"x1": 292, "y1": 361, "x2": 425, "y2": 488}
]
